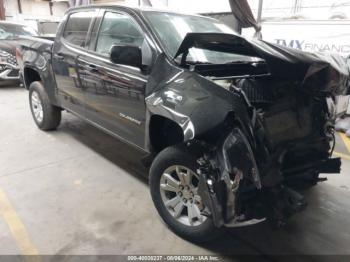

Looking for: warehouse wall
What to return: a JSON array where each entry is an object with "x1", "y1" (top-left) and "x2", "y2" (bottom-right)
[
  {"x1": 3, "y1": 0, "x2": 234, "y2": 20},
  {"x1": 166, "y1": 0, "x2": 230, "y2": 13},
  {"x1": 3, "y1": 0, "x2": 68, "y2": 33},
  {"x1": 93, "y1": 0, "x2": 127, "y2": 3},
  {"x1": 4, "y1": 0, "x2": 68, "y2": 25}
]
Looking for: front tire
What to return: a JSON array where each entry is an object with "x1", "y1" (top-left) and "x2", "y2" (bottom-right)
[
  {"x1": 149, "y1": 144, "x2": 222, "y2": 243},
  {"x1": 29, "y1": 81, "x2": 61, "y2": 131}
]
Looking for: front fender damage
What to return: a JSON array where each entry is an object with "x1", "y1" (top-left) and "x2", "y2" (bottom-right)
[
  {"x1": 145, "y1": 54, "x2": 252, "y2": 149},
  {"x1": 146, "y1": 92, "x2": 195, "y2": 142}
]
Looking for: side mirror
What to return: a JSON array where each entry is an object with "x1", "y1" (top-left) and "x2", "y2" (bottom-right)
[{"x1": 110, "y1": 45, "x2": 142, "y2": 68}]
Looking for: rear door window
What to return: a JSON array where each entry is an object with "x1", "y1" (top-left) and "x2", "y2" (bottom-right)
[
  {"x1": 63, "y1": 11, "x2": 95, "y2": 47},
  {"x1": 95, "y1": 12, "x2": 144, "y2": 57}
]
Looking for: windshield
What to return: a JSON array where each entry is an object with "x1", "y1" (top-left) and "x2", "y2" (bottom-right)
[
  {"x1": 0, "y1": 24, "x2": 37, "y2": 40},
  {"x1": 143, "y1": 11, "x2": 256, "y2": 64}
]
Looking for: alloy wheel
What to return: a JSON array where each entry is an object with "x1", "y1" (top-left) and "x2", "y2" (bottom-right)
[
  {"x1": 31, "y1": 91, "x2": 44, "y2": 123},
  {"x1": 159, "y1": 165, "x2": 207, "y2": 226}
]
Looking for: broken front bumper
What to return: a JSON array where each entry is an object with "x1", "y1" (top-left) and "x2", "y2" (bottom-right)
[
  {"x1": 196, "y1": 128, "x2": 341, "y2": 228},
  {"x1": 197, "y1": 128, "x2": 265, "y2": 228}
]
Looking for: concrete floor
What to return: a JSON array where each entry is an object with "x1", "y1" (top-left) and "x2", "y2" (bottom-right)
[{"x1": 1, "y1": 86, "x2": 350, "y2": 260}]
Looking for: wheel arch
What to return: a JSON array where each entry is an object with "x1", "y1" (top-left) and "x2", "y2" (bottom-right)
[
  {"x1": 148, "y1": 114, "x2": 185, "y2": 153},
  {"x1": 23, "y1": 66, "x2": 42, "y2": 90},
  {"x1": 23, "y1": 65, "x2": 60, "y2": 106}
]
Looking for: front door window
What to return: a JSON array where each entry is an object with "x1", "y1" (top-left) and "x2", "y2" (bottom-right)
[{"x1": 95, "y1": 12, "x2": 144, "y2": 57}]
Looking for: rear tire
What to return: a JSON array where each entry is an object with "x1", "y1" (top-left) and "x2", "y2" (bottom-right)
[
  {"x1": 29, "y1": 81, "x2": 61, "y2": 131},
  {"x1": 149, "y1": 144, "x2": 222, "y2": 243}
]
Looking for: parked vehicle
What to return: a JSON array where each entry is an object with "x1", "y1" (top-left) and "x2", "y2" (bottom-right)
[
  {"x1": 19, "y1": 5, "x2": 348, "y2": 242},
  {"x1": 0, "y1": 21, "x2": 37, "y2": 86}
]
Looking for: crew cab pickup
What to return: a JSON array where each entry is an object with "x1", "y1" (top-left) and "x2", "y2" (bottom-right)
[{"x1": 19, "y1": 5, "x2": 348, "y2": 242}]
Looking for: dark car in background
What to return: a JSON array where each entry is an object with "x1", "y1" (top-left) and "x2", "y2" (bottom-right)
[{"x1": 0, "y1": 21, "x2": 37, "y2": 86}]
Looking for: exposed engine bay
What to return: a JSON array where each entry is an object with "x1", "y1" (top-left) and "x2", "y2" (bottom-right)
[
  {"x1": 171, "y1": 32, "x2": 348, "y2": 227},
  {"x1": 195, "y1": 76, "x2": 341, "y2": 227}
]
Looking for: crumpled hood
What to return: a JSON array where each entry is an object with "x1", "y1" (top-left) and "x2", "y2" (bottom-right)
[{"x1": 174, "y1": 33, "x2": 349, "y2": 95}]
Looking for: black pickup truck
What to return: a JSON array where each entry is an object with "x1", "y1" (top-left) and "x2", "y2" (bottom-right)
[{"x1": 19, "y1": 5, "x2": 348, "y2": 242}]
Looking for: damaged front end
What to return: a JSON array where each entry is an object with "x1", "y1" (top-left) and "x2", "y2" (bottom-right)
[
  {"x1": 169, "y1": 33, "x2": 347, "y2": 228},
  {"x1": 195, "y1": 127, "x2": 340, "y2": 228}
]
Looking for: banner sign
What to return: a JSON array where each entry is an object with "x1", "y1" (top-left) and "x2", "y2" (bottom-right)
[{"x1": 243, "y1": 20, "x2": 350, "y2": 57}]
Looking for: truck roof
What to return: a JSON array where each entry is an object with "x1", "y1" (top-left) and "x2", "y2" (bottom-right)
[{"x1": 66, "y1": 4, "x2": 208, "y2": 18}]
